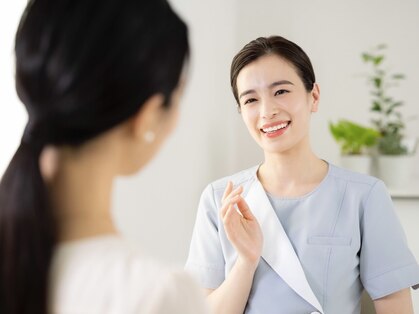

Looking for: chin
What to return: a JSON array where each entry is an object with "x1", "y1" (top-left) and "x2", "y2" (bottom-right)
[
  {"x1": 260, "y1": 142, "x2": 296, "y2": 155},
  {"x1": 119, "y1": 160, "x2": 148, "y2": 176}
]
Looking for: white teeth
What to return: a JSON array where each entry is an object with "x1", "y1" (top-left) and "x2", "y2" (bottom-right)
[{"x1": 262, "y1": 122, "x2": 289, "y2": 133}]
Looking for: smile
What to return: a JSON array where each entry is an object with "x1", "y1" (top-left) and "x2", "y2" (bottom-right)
[
  {"x1": 260, "y1": 121, "x2": 291, "y2": 138},
  {"x1": 261, "y1": 122, "x2": 290, "y2": 133}
]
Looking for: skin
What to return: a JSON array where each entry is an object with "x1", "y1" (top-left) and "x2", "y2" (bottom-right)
[
  {"x1": 206, "y1": 54, "x2": 414, "y2": 314},
  {"x1": 40, "y1": 81, "x2": 184, "y2": 242}
]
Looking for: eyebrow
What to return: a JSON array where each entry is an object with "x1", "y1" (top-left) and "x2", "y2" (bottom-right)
[{"x1": 239, "y1": 80, "x2": 294, "y2": 99}]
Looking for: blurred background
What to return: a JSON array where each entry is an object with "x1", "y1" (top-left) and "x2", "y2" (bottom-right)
[{"x1": 1, "y1": 0, "x2": 418, "y2": 308}]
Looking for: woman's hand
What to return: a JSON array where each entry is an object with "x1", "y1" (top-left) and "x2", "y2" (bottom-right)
[{"x1": 220, "y1": 181, "x2": 263, "y2": 266}]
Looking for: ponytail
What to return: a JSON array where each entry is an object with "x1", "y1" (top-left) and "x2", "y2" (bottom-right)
[
  {"x1": 0, "y1": 140, "x2": 56, "y2": 314},
  {"x1": 2, "y1": 0, "x2": 189, "y2": 312}
]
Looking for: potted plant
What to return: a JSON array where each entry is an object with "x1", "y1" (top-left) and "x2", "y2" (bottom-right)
[
  {"x1": 329, "y1": 119, "x2": 380, "y2": 174},
  {"x1": 362, "y1": 44, "x2": 417, "y2": 187}
]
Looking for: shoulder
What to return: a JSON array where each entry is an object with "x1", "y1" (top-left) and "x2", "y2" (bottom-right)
[
  {"x1": 328, "y1": 163, "x2": 379, "y2": 187},
  {"x1": 51, "y1": 236, "x2": 208, "y2": 313},
  {"x1": 326, "y1": 163, "x2": 391, "y2": 211},
  {"x1": 203, "y1": 165, "x2": 258, "y2": 196},
  {"x1": 328, "y1": 163, "x2": 385, "y2": 195},
  {"x1": 51, "y1": 236, "x2": 166, "y2": 291}
]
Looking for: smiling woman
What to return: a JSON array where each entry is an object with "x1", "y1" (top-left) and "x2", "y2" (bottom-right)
[
  {"x1": 185, "y1": 36, "x2": 419, "y2": 314},
  {"x1": 236, "y1": 53, "x2": 319, "y2": 155}
]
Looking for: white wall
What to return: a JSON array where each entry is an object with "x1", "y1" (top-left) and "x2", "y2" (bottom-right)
[{"x1": 0, "y1": 0, "x2": 27, "y2": 176}]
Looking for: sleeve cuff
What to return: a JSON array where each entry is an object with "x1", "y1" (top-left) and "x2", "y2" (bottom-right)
[{"x1": 363, "y1": 262, "x2": 419, "y2": 299}]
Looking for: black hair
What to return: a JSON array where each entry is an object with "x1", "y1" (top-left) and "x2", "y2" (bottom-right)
[
  {"x1": 230, "y1": 36, "x2": 315, "y2": 107},
  {"x1": 0, "y1": 0, "x2": 189, "y2": 313}
]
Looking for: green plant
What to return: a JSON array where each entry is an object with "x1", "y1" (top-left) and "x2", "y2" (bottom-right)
[
  {"x1": 329, "y1": 119, "x2": 380, "y2": 155},
  {"x1": 362, "y1": 44, "x2": 407, "y2": 155}
]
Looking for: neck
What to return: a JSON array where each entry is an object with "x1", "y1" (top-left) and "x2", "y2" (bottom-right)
[
  {"x1": 49, "y1": 145, "x2": 118, "y2": 242},
  {"x1": 258, "y1": 138, "x2": 328, "y2": 197}
]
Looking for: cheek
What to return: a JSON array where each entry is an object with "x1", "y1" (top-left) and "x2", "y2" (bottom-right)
[
  {"x1": 168, "y1": 107, "x2": 180, "y2": 130},
  {"x1": 241, "y1": 110, "x2": 258, "y2": 131},
  {"x1": 291, "y1": 105, "x2": 313, "y2": 136},
  {"x1": 290, "y1": 99, "x2": 312, "y2": 119},
  {"x1": 161, "y1": 105, "x2": 180, "y2": 136}
]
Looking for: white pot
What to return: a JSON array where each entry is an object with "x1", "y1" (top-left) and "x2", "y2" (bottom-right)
[
  {"x1": 377, "y1": 155, "x2": 413, "y2": 189},
  {"x1": 340, "y1": 155, "x2": 371, "y2": 174}
]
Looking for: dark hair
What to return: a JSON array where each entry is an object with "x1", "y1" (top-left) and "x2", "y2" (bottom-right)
[
  {"x1": 230, "y1": 36, "x2": 315, "y2": 106},
  {"x1": 0, "y1": 0, "x2": 189, "y2": 313}
]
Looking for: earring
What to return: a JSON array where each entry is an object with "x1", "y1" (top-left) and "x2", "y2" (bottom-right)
[{"x1": 143, "y1": 131, "x2": 155, "y2": 143}]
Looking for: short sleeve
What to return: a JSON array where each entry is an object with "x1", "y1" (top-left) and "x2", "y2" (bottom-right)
[
  {"x1": 360, "y1": 180, "x2": 419, "y2": 299},
  {"x1": 146, "y1": 270, "x2": 209, "y2": 314},
  {"x1": 185, "y1": 184, "x2": 225, "y2": 289}
]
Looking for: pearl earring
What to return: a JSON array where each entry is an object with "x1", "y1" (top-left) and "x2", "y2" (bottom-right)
[{"x1": 143, "y1": 131, "x2": 155, "y2": 143}]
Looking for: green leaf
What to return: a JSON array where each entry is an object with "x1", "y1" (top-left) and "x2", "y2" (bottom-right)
[
  {"x1": 374, "y1": 55, "x2": 384, "y2": 65},
  {"x1": 389, "y1": 101, "x2": 403, "y2": 109},
  {"x1": 392, "y1": 73, "x2": 405, "y2": 80},
  {"x1": 329, "y1": 120, "x2": 380, "y2": 154},
  {"x1": 361, "y1": 43, "x2": 406, "y2": 148},
  {"x1": 371, "y1": 119, "x2": 383, "y2": 132},
  {"x1": 378, "y1": 133, "x2": 407, "y2": 155},
  {"x1": 362, "y1": 53, "x2": 372, "y2": 62},
  {"x1": 371, "y1": 101, "x2": 382, "y2": 111},
  {"x1": 373, "y1": 77, "x2": 382, "y2": 88}
]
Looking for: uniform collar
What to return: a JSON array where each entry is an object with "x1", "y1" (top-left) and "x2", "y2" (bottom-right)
[{"x1": 245, "y1": 174, "x2": 324, "y2": 313}]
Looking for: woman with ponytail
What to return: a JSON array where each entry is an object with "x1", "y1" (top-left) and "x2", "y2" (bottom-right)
[{"x1": 0, "y1": 0, "x2": 208, "y2": 313}]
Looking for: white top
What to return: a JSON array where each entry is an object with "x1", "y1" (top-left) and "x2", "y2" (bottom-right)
[
  {"x1": 186, "y1": 163, "x2": 419, "y2": 314},
  {"x1": 50, "y1": 235, "x2": 208, "y2": 314}
]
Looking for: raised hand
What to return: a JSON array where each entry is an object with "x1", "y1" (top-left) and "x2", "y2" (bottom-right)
[{"x1": 220, "y1": 181, "x2": 263, "y2": 265}]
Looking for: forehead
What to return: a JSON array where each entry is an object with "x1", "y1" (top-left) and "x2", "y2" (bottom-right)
[{"x1": 236, "y1": 54, "x2": 300, "y2": 91}]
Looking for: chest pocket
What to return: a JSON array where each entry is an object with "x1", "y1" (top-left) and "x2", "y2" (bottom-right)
[{"x1": 308, "y1": 236, "x2": 352, "y2": 246}]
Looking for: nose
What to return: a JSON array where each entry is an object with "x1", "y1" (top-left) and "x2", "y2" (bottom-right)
[{"x1": 260, "y1": 97, "x2": 279, "y2": 119}]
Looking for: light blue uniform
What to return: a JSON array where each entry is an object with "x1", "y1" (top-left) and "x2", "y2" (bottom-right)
[{"x1": 186, "y1": 163, "x2": 419, "y2": 314}]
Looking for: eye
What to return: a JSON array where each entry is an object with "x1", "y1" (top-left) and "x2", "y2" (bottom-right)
[
  {"x1": 274, "y1": 89, "x2": 289, "y2": 96},
  {"x1": 243, "y1": 98, "x2": 257, "y2": 105}
]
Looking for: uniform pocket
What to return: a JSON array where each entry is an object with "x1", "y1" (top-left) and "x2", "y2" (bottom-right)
[{"x1": 307, "y1": 235, "x2": 352, "y2": 246}]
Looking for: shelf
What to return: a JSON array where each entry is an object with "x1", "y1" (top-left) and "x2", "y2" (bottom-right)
[{"x1": 389, "y1": 186, "x2": 419, "y2": 199}]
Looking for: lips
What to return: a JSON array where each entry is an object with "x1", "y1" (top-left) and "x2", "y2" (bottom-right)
[{"x1": 260, "y1": 121, "x2": 291, "y2": 138}]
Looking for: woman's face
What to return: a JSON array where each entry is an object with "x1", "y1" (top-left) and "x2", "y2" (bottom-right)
[{"x1": 236, "y1": 54, "x2": 319, "y2": 155}]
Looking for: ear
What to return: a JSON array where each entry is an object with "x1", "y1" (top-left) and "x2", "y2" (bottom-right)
[
  {"x1": 130, "y1": 93, "x2": 165, "y2": 140},
  {"x1": 310, "y1": 83, "x2": 320, "y2": 113},
  {"x1": 39, "y1": 145, "x2": 59, "y2": 183}
]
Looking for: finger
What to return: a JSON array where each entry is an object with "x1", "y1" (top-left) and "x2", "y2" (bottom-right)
[
  {"x1": 221, "y1": 181, "x2": 233, "y2": 202},
  {"x1": 236, "y1": 196, "x2": 255, "y2": 220},
  {"x1": 220, "y1": 193, "x2": 240, "y2": 219},
  {"x1": 223, "y1": 201, "x2": 242, "y2": 226},
  {"x1": 223, "y1": 186, "x2": 243, "y2": 203},
  {"x1": 221, "y1": 185, "x2": 243, "y2": 206},
  {"x1": 220, "y1": 202, "x2": 230, "y2": 220}
]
